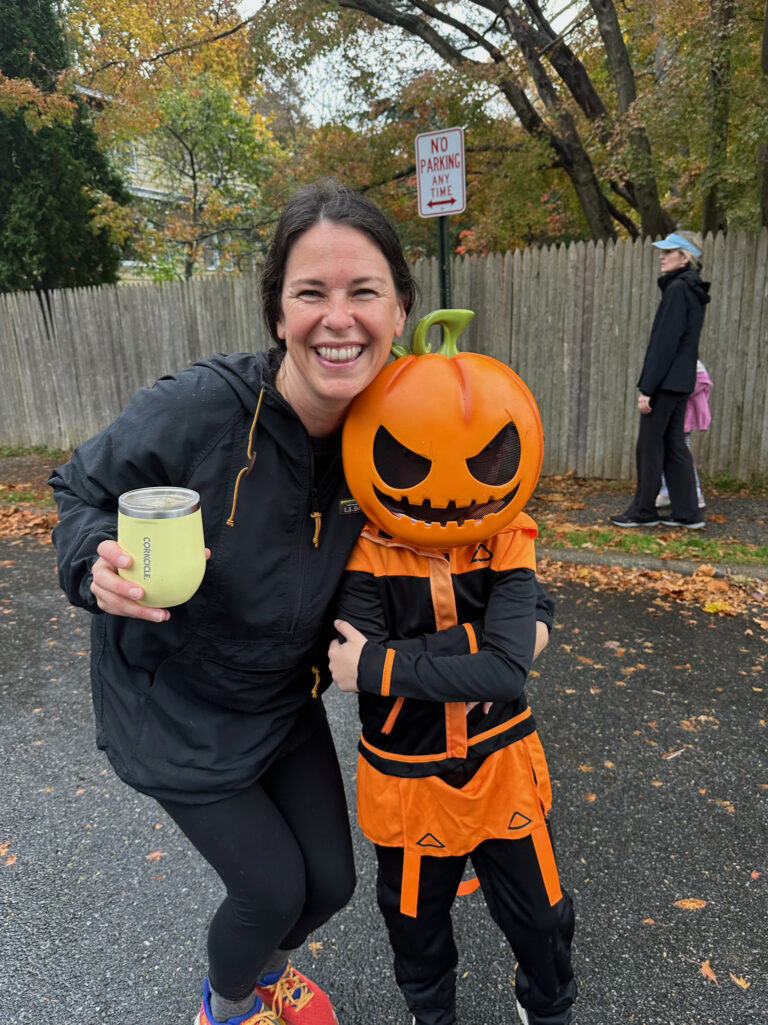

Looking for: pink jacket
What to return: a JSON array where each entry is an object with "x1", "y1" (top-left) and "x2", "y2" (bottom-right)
[{"x1": 685, "y1": 363, "x2": 712, "y2": 432}]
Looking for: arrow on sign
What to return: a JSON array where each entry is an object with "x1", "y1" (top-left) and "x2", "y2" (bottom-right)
[{"x1": 428, "y1": 198, "x2": 458, "y2": 208}]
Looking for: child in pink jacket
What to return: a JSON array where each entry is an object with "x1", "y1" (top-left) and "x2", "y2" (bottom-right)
[{"x1": 657, "y1": 360, "x2": 712, "y2": 509}]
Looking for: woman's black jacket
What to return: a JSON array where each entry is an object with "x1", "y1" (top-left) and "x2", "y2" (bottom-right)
[
  {"x1": 49, "y1": 352, "x2": 366, "y2": 803},
  {"x1": 637, "y1": 266, "x2": 711, "y2": 397}
]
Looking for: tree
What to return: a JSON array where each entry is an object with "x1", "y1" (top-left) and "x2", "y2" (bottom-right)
[
  {"x1": 274, "y1": 68, "x2": 587, "y2": 257},
  {"x1": 245, "y1": 0, "x2": 768, "y2": 243},
  {"x1": 701, "y1": 0, "x2": 735, "y2": 234},
  {"x1": 138, "y1": 73, "x2": 280, "y2": 277},
  {"x1": 248, "y1": 0, "x2": 679, "y2": 241},
  {"x1": 0, "y1": 0, "x2": 129, "y2": 293},
  {"x1": 760, "y1": 0, "x2": 768, "y2": 227},
  {"x1": 64, "y1": 0, "x2": 283, "y2": 276}
]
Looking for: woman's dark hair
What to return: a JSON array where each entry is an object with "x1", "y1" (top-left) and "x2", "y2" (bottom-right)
[{"x1": 261, "y1": 178, "x2": 418, "y2": 346}]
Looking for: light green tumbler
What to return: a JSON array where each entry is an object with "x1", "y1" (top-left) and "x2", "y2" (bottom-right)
[{"x1": 117, "y1": 487, "x2": 205, "y2": 607}]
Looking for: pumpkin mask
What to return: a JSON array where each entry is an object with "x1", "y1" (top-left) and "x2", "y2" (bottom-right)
[{"x1": 342, "y1": 308, "x2": 544, "y2": 548}]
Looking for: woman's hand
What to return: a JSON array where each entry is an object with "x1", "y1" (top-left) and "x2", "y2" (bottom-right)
[
  {"x1": 90, "y1": 539, "x2": 210, "y2": 623},
  {"x1": 638, "y1": 393, "x2": 652, "y2": 414},
  {"x1": 328, "y1": 619, "x2": 367, "y2": 693}
]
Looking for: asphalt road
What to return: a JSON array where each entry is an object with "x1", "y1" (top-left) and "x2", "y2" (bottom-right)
[{"x1": 1, "y1": 537, "x2": 766, "y2": 1025}]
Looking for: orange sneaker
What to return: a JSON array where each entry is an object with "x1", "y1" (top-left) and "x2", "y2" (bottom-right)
[
  {"x1": 195, "y1": 977, "x2": 284, "y2": 1025},
  {"x1": 254, "y1": 962, "x2": 338, "y2": 1025}
]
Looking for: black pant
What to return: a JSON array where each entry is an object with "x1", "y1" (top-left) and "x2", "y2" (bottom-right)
[
  {"x1": 375, "y1": 832, "x2": 576, "y2": 1025},
  {"x1": 627, "y1": 390, "x2": 699, "y2": 522},
  {"x1": 159, "y1": 720, "x2": 355, "y2": 1001}
]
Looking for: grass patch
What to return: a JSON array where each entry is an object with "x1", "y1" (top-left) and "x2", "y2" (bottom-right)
[
  {"x1": 0, "y1": 445, "x2": 69, "y2": 461},
  {"x1": 538, "y1": 522, "x2": 768, "y2": 567},
  {"x1": 703, "y1": 472, "x2": 768, "y2": 499},
  {"x1": 0, "y1": 489, "x2": 55, "y2": 506}
]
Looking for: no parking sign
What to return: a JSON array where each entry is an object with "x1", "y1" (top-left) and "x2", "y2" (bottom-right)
[{"x1": 415, "y1": 127, "x2": 466, "y2": 219}]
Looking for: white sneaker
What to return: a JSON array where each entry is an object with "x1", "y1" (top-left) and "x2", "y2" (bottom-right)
[{"x1": 516, "y1": 999, "x2": 530, "y2": 1024}]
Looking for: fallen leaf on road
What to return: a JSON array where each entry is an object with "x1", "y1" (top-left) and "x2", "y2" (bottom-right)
[
  {"x1": 674, "y1": 898, "x2": 707, "y2": 909},
  {"x1": 714, "y1": 798, "x2": 735, "y2": 814},
  {"x1": 308, "y1": 941, "x2": 323, "y2": 958},
  {"x1": 701, "y1": 960, "x2": 718, "y2": 985},
  {"x1": 146, "y1": 850, "x2": 166, "y2": 862},
  {"x1": 729, "y1": 972, "x2": 750, "y2": 990}
]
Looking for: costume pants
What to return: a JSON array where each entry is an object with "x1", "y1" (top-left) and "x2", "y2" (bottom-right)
[
  {"x1": 627, "y1": 390, "x2": 699, "y2": 522},
  {"x1": 375, "y1": 831, "x2": 576, "y2": 1025},
  {"x1": 159, "y1": 720, "x2": 355, "y2": 1001}
]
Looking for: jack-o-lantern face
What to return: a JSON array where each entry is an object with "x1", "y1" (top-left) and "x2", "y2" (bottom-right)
[{"x1": 343, "y1": 309, "x2": 543, "y2": 548}]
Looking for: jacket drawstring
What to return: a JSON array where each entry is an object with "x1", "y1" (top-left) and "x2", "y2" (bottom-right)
[
  {"x1": 310, "y1": 510, "x2": 322, "y2": 548},
  {"x1": 226, "y1": 388, "x2": 264, "y2": 527},
  {"x1": 311, "y1": 665, "x2": 321, "y2": 698}
]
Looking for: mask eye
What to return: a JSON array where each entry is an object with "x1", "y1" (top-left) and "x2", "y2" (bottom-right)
[
  {"x1": 373, "y1": 426, "x2": 431, "y2": 489},
  {"x1": 466, "y1": 422, "x2": 521, "y2": 486}
]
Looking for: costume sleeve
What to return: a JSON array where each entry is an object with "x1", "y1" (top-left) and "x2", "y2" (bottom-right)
[
  {"x1": 535, "y1": 579, "x2": 555, "y2": 632},
  {"x1": 348, "y1": 525, "x2": 540, "y2": 703},
  {"x1": 336, "y1": 563, "x2": 479, "y2": 656},
  {"x1": 49, "y1": 368, "x2": 236, "y2": 611},
  {"x1": 357, "y1": 566, "x2": 537, "y2": 703},
  {"x1": 637, "y1": 283, "x2": 690, "y2": 396},
  {"x1": 336, "y1": 531, "x2": 553, "y2": 665}
]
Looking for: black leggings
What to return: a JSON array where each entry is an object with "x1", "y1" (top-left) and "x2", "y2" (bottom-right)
[{"x1": 159, "y1": 720, "x2": 356, "y2": 1000}]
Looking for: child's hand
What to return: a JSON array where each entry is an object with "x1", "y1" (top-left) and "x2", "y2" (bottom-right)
[
  {"x1": 328, "y1": 619, "x2": 366, "y2": 693},
  {"x1": 465, "y1": 701, "x2": 493, "y2": 716}
]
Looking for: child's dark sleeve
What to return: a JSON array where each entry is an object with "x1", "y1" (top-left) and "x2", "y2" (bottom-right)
[
  {"x1": 336, "y1": 561, "x2": 478, "y2": 656},
  {"x1": 336, "y1": 532, "x2": 554, "y2": 669},
  {"x1": 535, "y1": 580, "x2": 555, "y2": 632},
  {"x1": 356, "y1": 564, "x2": 536, "y2": 703}
]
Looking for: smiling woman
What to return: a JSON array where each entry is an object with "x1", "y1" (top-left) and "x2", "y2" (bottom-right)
[
  {"x1": 48, "y1": 180, "x2": 419, "y2": 1025},
  {"x1": 273, "y1": 221, "x2": 407, "y2": 434}
]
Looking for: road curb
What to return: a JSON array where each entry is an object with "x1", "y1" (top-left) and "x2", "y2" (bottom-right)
[{"x1": 537, "y1": 545, "x2": 768, "y2": 582}]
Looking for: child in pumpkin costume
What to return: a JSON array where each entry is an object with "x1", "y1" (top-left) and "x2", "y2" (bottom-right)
[{"x1": 328, "y1": 311, "x2": 576, "y2": 1025}]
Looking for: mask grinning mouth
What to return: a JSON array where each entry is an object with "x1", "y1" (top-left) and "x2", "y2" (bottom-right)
[{"x1": 372, "y1": 483, "x2": 519, "y2": 526}]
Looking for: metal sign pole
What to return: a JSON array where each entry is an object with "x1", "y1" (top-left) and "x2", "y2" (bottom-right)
[
  {"x1": 438, "y1": 215, "x2": 451, "y2": 309},
  {"x1": 415, "y1": 126, "x2": 465, "y2": 313}
]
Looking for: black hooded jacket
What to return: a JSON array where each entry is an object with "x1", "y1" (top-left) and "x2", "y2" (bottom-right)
[
  {"x1": 49, "y1": 352, "x2": 367, "y2": 803},
  {"x1": 637, "y1": 266, "x2": 711, "y2": 397}
]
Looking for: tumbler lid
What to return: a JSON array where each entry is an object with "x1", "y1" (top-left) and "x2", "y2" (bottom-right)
[{"x1": 118, "y1": 487, "x2": 200, "y2": 519}]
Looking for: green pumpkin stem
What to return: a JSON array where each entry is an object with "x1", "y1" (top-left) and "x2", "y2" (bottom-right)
[{"x1": 392, "y1": 308, "x2": 475, "y2": 358}]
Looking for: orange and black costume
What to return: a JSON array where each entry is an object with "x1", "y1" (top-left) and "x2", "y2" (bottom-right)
[{"x1": 337, "y1": 513, "x2": 576, "y2": 1025}]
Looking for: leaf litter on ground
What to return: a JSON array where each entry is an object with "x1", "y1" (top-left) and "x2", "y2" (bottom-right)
[{"x1": 538, "y1": 557, "x2": 768, "y2": 622}]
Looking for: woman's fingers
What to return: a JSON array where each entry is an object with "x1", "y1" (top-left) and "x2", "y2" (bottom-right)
[{"x1": 91, "y1": 541, "x2": 170, "y2": 621}]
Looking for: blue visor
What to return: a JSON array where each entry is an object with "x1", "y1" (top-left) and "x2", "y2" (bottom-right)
[{"x1": 651, "y1": 232, "x2": 702, "y2": 258}]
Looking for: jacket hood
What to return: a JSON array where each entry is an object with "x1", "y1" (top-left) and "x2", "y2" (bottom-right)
[
  {"x1": 193, "y1": 350, "x2": 284, "y2": 413},
  {"x1": 658, "y1": 266, "x2": 711, "y2": 306}
]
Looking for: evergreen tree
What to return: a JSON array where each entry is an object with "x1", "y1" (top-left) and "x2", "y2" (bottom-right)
[{"x1": 0, "y1": 0, "x2": 129, "y2": 292}]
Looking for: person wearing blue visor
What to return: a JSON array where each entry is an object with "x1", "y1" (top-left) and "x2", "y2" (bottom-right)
[{"x1": 611, "y1": 230, "x2": 711, "y2": 529}]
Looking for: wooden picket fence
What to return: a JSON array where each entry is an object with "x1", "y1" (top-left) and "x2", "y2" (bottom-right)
[{"x1": 1, "y1": 229, "x2": 767, "y2": 479}]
